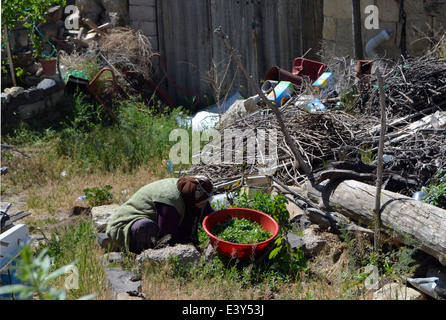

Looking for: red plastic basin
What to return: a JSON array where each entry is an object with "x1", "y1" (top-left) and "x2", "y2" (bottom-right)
[{"x1": 202, "y1": 208, "x2": 280, "y2": 259}]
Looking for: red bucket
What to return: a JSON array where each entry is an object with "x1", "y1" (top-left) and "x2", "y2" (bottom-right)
[{"x1": 202, "y1": 208, "x2": 280, "y2": 258}]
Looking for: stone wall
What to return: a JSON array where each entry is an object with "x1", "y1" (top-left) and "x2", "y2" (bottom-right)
[
  {"x1": 322, "y1": 0, "x2": 446, "y2": 60},
  {"x1": 1, "y1": 77, "x2": 68, "y2": 130}
]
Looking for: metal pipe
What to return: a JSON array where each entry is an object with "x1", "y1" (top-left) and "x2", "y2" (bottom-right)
[{"x1": 365, "y1": 29, "x2": 394, "y2": 58}]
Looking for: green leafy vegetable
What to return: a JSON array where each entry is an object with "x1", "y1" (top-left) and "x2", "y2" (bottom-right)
[{"x1": 212, "y1": 216, "x2": 272, "y2": 244}]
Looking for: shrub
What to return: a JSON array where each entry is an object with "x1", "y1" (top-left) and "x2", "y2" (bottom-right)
[
  {"x1": 423, "y1": 169, "x2": 446, "y2": 209},
  {"x1": 55, "y1": 93, "x2": 189, "y2": 173}
]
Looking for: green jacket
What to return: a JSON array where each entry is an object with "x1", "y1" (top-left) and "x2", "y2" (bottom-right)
[{"x1": 106, "y1": 178, "x2": 185, "y2": 251}]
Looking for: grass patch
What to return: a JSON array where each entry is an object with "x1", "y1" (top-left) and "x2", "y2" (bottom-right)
[
  {"x1": 38, "y1": 218, "x2": 110, "y2": 300},
  {"x1": 1, "y1": 93, "x2": 189, "y2": 215}
]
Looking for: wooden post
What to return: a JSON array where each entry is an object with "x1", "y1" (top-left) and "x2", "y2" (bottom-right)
[
  {"x1": 374, "y1": 67, "x2": 386, "y2": 251},
  {"x1": 214, "y1": 27, "x2": 313, "y2": 182},
  {"x1": 3, "y1": 21, "x2": 17, "y2": 87},
  {"x1": 352, "y1": 0, "x2": 364, "y2": 60}
]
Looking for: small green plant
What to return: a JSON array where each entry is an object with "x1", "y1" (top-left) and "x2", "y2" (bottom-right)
[
  {"x1": 14, "y1": 66, "x2": 30, "y2": 83},
  {"x1": 83, "y1": 185, "x2": 113, "y2": 207},
  {"x1": 230, "y1": 191, "x2": 290, "y2": 234},
  {"x1": 358, "y1": 145, "x2": 376, "y2": 165},
  {"x1": 38, "y1": 218, "x2": 104, "y2": 299},
  {"x1": 422, "y1": 169, "x2": 446, "y2": 209},
  {"x1": 211, "y1": 216, "x2": 272, "y2": 244}
]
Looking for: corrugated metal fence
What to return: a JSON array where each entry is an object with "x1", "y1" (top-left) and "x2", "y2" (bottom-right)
[{"x1": 142, "y1": 0, "x2": 323, "y2": 109}]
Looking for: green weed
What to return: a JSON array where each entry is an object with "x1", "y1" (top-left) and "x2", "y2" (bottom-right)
[
  {"x1": 38, "y1": 218, "x2": 107, "y2": 299},
  {"x1": 83, "y1": 185, "x2": 113, "y2": 207},
  {"x1": 211, "y1": 216, "x2": 272, "y2": 244},
  {"x1": 422, "y1": 169, "x2": 446, "y2": 209}
]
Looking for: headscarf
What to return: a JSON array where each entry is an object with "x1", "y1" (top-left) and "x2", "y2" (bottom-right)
[{"x1": 177, "y1": 176, "x2": 214, "y2": 214}]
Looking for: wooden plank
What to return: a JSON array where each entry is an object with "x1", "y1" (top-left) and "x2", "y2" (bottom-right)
[
  {"x1": 0, "y1": 224, "x2": 30, "y2": 270},
  {"x1": 153, "y1": 0, "x2": 321, "y2": 108}
]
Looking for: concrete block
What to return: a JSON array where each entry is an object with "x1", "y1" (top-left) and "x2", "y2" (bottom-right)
[
  {"x1": 376, "y1": 0, "x2": 399, "y2": 22},
  {"x1": 373, "y1": 282, "x2": 423, "y2": 300},
  {"x1": 91, "y1": 204, "x2": 119, "y2": 232},
  {"x1": 37, "y1": 78, "x2": 64, "y2": 95},
  {"x1": 97, "y1": 233, "x2": 118, "y2": 251},
  {"x1": 130, "y1": 0, "x2": 156, "y2": 7},
  {"x1": 129, "y1": 5, "x2": 157, "y2": 22},
  {"x1": 25, "y1": 87, "x2": 44, "y2": 103},
  {"x1": 336, "y1": 19, "x2": 353, "y2": 43},
  {"x1": 139, "y1": 21, "x2": 158, "y2": 37},
  {"x1": 116, "y1": 292, "x2": 144, "y2": 300},
  {"x1": 43, "y1": 90, "x2": 65, "y2": 109},
  {"x1": 323, "y1": 16, "x2": 337, "y2": 41},
  {"x1": 136, "y1": 244, "x2": 201, "y2": 265},
  {"x1": 102, "y1": 252, "x2": 123, "y2": 266},
  {"x1": 4, "y1": 86, "x2": 25, "y2": 98}
]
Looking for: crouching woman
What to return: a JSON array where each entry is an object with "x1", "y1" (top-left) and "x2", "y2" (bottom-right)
[{"x1": 106, "y1": 176, "x2": 214, "y2": 254}]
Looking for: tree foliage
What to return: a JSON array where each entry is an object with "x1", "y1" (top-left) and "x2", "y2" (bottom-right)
[{"x1": 1, "y1": 0, "x2": 66, "y2": 57}]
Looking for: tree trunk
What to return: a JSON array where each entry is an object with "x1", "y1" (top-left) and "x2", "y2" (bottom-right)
[
  {"x1": 3, "y1": 22, "x2": 17, "y2": 87},
  {"x1": 295, "y1": 180, "x2": 446, "y2": 266}
]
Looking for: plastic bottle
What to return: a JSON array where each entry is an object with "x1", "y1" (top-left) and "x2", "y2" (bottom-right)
[{"x1": 75, "y1": 195, "x2": 86, "y2": 203}]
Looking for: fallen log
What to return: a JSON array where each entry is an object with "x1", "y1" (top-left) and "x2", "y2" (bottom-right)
[
  {"x1": 272, "y1": 179, "x2": 374, "y2": 236},
  {"x1": 293, "y1": 180, "x2": 446, "y2": 266}
]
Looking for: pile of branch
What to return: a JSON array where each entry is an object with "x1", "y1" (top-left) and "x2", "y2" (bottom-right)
[
  {"x1": 187, "y1": 56, "x2": 446, "y2": 196},
  {"x1": 186, "y1": 108, "x2": 372, "y2": 185},
  {"x1": 363, "y1": 56, "x2": 446, "y2": 119},
  {"x1": 359, "y1": 57, "x2": 446, "y2": 194}
]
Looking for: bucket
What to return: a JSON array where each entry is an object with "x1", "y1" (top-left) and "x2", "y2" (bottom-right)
[
  {"x1": 264, "y1": 66, "x2": 302, "y2": 86},
  {"x1": 202, "y1": 208, "x2": 280, "y2": 258},
  {"x1": 40, "y1": 58, "x2": 57, "y2": 76},
  {"x1": 356, "y1": 60, "x2": 373, "y2": 76}
]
